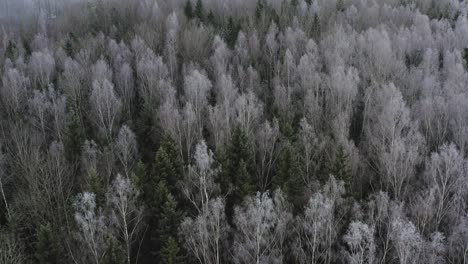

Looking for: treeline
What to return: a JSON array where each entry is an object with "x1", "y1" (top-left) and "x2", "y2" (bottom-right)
[{"x1": 1, "y1": 0, "x2": 468, "y2": 263}]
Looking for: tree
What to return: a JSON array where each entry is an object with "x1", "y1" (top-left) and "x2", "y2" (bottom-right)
[
  {"x1": 232, "y1": 190, "x2": 292, "y2": 264},
  {"x1": 184, "y1": 69, "x2": 212, "y2": 138},
  {"x1": 272, "y1": 141, "x2": 303, "y2": 208},
  {"x1": 165, "y1": 12, "x2": 179, "y2": 81},
  {"x1": 184, "y1": 0, "x2": 194, "y2": 19},
  {"x1": 0, "y1": 145, "x2": 12, "y2": 220},
  {"x1": 90, "y1": 78, "x2": 122, "y2": 143},
  {"x1": 366, "y1": 83, "x2": 424, "y2": 200},
  {"x1": 1, "y1": 68, "x2": 29, "y2": 119},
  {"x1": 255, "y1": 119, "x2": 280, "y2": 192},
  {"x1": 160, "y1": 237, "x2": 185, "y2": 264},
  {"x1": 195, "y1": 0, "x2": 204, "y2": 21},
  {"x1": 293, "y1": 177, "x2": 345, "y2": 264},
  {"x1": 151, "y1": 135, "x2": 184, "y2": 196},
  {"x1": 29, "y1": 50, "x2": 55, "y2": 89},
  {"x1": 114, "y1": 125, "x2": 138, "y2": 178},
  {"x1": 343, "y1": 221, "x2": 376, "y2": 264},
  {"x1": 425, "y1": 144, "x2": 467, "y2": 229},
  {"x1": 0, "y1": 229, "x2": 24, "y2": 264},
  {"x1": 222, "y1": 126, "x2": 256, "y2": 208},
  {"x1": 180, "y1": 198, "x2": 229, "y2": 264},
  {"x1": 157, "y1": 194, "x2": 184, "y2": 264},
  {"x1": 389, "y1": 216, "x2": 423, "y2": 264},
  {"x1": 74, "y1": 192, "x2": 109, "y2": 264},
  {"x1": 234, "y1": 91, "x2": 263, "y2": 139},
  {"x1": 328, "y1": 145, "x2": 352, "y2": 193},
  {"x1": 182, "y1": 140, "x2": 219, "y2": 212},
  {"x1": 107, "y1": 174, "x2": 144, "y2": 264},
  {"x1": 34, "y1": 223, "x2": 59, "y2": 264}
]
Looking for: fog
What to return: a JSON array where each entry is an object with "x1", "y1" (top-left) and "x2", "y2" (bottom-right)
[{"x1": 0, "y1": 0, "x2": 90, "y2": 19}]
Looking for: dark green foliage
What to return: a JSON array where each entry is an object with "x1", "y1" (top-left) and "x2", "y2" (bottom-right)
[
  {"x1": 206, "y1": 11, "x2": 216, "y2": 26},
  {"x1": 184, "y1": 0, "x2": 194, "y2": 20},
  {"x1": 328, "y1": 145, "x2": 352, "y2": 194},
  {"x1": 136, "y1": 146, "x2": 183, "y2": 261},
  {"x1": 23, "y1": 38, "x2": 31, "y2": 57},
  {"x1": 134, "y1": 101, "x2": 160, "y2": 163},
  {"x1": 65, "y1": 32, "x2": 77, "y2": 57},
  {"x1": 160, "y1": 237, "x2": 185, "y2": 264},
  {"x1": 311, "y1": 13, "x2": 321, "y2": 39},
  {"x1": 158, "y1": 194, "x2": 182, "y2": 242},
  {"x1": 464, "y1": 48, "x2": 468, "y2": 70},
  {"x1": 222, "y1": 126, "x2": 256, "y2": 204},
  {"x1": 151, "y1": 136, "x2": 184, "y2": 195},
  {"x1": 439, "y1": 50, "x2": 445, "y2": 70},
  {"x1": 102, "y1": 237, "x2": 126, "y2": 264},
  {"x1": 255, "y1": 0, "x2": 265, "y2": 20},
  {"x1": 273, "y1": 142, "x2": 303, "y2": 207},
  {"x1": 5, "y1": 40, "x2": 18, "y2": 61},
  {"x1": 336, "y1": 0, "x2": 345, "y2": 12},
  {"x1": 225, "y1": 17, "x2": 241, "y2": 49},
  {"x1": 195, "y1": 0, "x2": 204, "y2": 21},
  {"x1": 87, "y1": 170, "x2": 106, "y2": 207},
  {"x1": 34, "y1": 224, "x2": 59, "y2": 264},
  {"x1": 65, "y1": 110, "x2": 85, "y2": 162}
]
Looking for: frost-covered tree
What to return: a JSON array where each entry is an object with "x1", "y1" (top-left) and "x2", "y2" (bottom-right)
[
  {"x1": 1, "y1": 68, "x2": 29, "y2": 118},
  {"x1": 107, "y1": 174, "x2": 144, "y2": 264},
  {"x1": 343, "y1": 221, "x2": 376, "y2": 264},
  {"x1": 366, "y1": 83, "x2": 424, "y2": 200},
  {"x1": 0, "y1": 229, "x2": 24, "y2": 264},
  {"x1": 180, "y1": 197, "x2": 229, "y2": 264},
  {"x1": 74, "y1": 192, "x2": 109, "y2": 264},
  {"x1": 232, "y1": 190, "x2": 292, "y2": 264},
  {"x1": 90, "y1": 79, "x2": 122, "y2": 142},
  {"x1": 184, "y1": 69, "x2": 212, "y2": 137},
  {"x1": 181, "y1": 140, "x2": 219, "y2": 212},
  {"x1": 425, "y1": 144, "x2": 467, "y2": 229}
]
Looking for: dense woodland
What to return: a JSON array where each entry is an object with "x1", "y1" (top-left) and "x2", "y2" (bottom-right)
[{"x1": 1, "y1": 0, "x2": 468, "y2": 263}]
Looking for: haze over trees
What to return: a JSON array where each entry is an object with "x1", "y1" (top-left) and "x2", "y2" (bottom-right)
[{"x1": 1, "y1": 0, "x2": 468, "y2": 263}]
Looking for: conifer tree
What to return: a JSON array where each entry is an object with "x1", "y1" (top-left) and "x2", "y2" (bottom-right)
[
  {"x1": 5, "y1": 40, "x2": 17, "y2": 61},
  {"x1": 184, "y1": 0, "x2": 194, "y2": 20},
  {"x1": 195, "y1": 0, "x2": 204, "y2": 22},
  {"x1": 157, "y1": 193, "x2": 184, "y2": 263},
  {"x1": 160, "y1": 237, "x2": 185, "y2": 264},
  {"x1": 34, "y1": 224, "x2": 59, "y2": 264},
  {"x1": 223, "y1": 126, "x2": 256, "y2": 205},
  {"x1": 328, "y1": 145, "x2": 352, "y2": 195},
  {"x1": 87, "y1": 170, "x2": 105, "y2": 207},
  {"x1": 151, "y1": 136, "x2": 184, "y2": 196},
  {"x1": 65, "y1": 110, "x2": 85, "y2": 162},
  {"x1": 273, "y1": 141, "x2": 303, "y2": 208}
]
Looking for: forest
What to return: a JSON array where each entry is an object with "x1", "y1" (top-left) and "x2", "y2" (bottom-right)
[{"x1": 0, "y1": 0, "x2": 468, "y2": 263}]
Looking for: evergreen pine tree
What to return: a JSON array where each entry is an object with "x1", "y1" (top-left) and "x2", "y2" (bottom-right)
[
  {"x1": 65, "y1": 110, "x2": 85, "y2": 162},
  {"x1": 273, "y1": 141, "x2": 303, "y2": 208},
  {"x1": 195, "y1": 0, "x2": 204, "y2": 21},
  {"x1": 207, "y1": 11, "x2": 216, "y2": 27},
  {"x1": 158, "y1": 193, "x2": 182, "y2": 241},
  {"x1": 102, "y1": 237, "x2": 126, "y2": 264},
  {"x1": 87, "y1": 169, "x2": 105, "y2": 207},
  {"x1": 464, "y1": 48, "x2": 468, "y2": 70},
  {"x1": 311, "y1": 13, "x2": 321, "y2": 39},
  {"x1": 160, "y1": 237, "x2": 185, "y2": 264},
  {"x1": 184, "y1": 0, "x2": 194, "y2": 20},
  {"x1": 255, "y1": 0, "x2": 265, "y2": 21},
  {"x1": 328, "y1": 145, "x2": 352, "y2": 194},
  {"x1": 151, "y1": 135, "x2": 184, "y2": 195},
  {"x1": 34, "y1": 224, "x2": 59, "y2": 264},
  {"x1": 221, "y1": 126, "x2": 256, "y2": 222},
  {"x1": 225, "y1": 17, "x2": 239, "y2": 49},
  {"x1": 5, "y1": 40, "x2": 17, "y2": 61}
]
